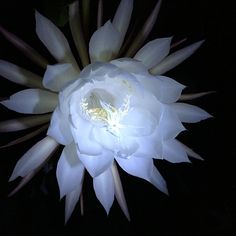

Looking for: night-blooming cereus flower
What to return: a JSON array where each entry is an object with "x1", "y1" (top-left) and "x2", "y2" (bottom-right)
[{"x1": 0, "y1": 0, "x2": 212, "y2": 222}]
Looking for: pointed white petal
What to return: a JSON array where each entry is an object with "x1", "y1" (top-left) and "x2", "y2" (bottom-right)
[
  {"x1": 116, "y1": 155, "x2": 152, "y2": 180},
  {"x1": 47, "y1": 107, "x2": 73, "y2": 145},
  {"x1": 150, "y1": 40, "x2": 205, "y2": 75},
  {"x1": 171, "y1": 103, "x2": 212, "y2": 123},
  {"x1": 0, "y1": 25, "x2": 48, "y2": 68},
  {"x1": 65, "y1": 184, "x2": 83, "y2": 223},
  {"x1": 162, "y1": 139, "x2": 190, "y2": 163},
  {"x1": 0, "y1": 60, "x2": 43, "y2": 88},
  {"x1": 0, "y1": 114, "x2": 51, "y2": 132},
  {"x1": 150, "y1": 166, "x2": 168, "y2": 195},
  {"x1": 134, "y1": 37, "x2": 172, "y2": 69},
  {"x1": 43, "y1": 63, "x2": 79, "y2": 92},
  {"x1": 57, "y1": 143, "x2": 85, "y2": 198},
  {"x1": 9, "y1": 136, "x2": 58, "y2": 181},
  {"x1": 78, "y1": 149, "x2": 114, "y2": 178},
  {"x1": 113, "y1": 0, "x2": 133, "y2": 42},
  {"x1": 111, "y1": 162, "x2": 130, "y2": 220},
  {"x1": 89, "y1": 20, "x2": 122, "y2": 62},
  {"x1": 0, "y1": 89, "x2": 58, "y2": 114},
  {"x1": 93, "y1": 167, "x2": 114, "y2": 214},
  {"x1": 137, "y1": 75, "x2": 185, "y2": 103},
  {"x1": 35, "y1": 11, "x2": 79, "y2": 70},
  {"x1": 179, "y1": 141, "x2": 204, "y2": 160},
  {"x1": 158, "y1": 105, "x2": 186, "y2": 140}
]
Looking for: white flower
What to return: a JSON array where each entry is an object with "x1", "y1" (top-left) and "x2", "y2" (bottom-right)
[{"x1": 0, "y1": 0, "x2": 212, "y2": 223}]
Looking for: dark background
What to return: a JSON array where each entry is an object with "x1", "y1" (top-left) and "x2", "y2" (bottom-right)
[{"x1": 0, "y1": 0, "x2": 235, "y2": 235}]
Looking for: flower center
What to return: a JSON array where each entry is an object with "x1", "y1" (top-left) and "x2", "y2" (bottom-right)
[{"x1": 80, "y1": 89, "x2": 130, "y2": 136}]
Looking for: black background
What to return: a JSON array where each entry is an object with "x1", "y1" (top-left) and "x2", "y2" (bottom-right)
[{"x1": 0, "y1": 0, "x2": 235, "y2": 235}]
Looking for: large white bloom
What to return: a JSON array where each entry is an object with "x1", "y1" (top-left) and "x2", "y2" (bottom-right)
[{"x1": 0, "y1": 0, "x2": 212, "y2": 222}]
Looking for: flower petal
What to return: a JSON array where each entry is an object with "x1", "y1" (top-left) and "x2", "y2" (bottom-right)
[
  {"x1": 179, "y1": 91, "x2": 215, "y2": 101},
  {"x1": 158, "y1": 105, "x2": 186, "y2": 140},
  {"x1": 116, "y1": 155, "x2": 168, "y2": 194},
  {"x1": 89, "y1": 20, "x2": 122, "y2": 62},
  {"x1": 65, "y1": 184, "x2": 83, "y2": 223},
  {"x1": 35, "y1": 11, "x2": 79, "y2": 71},
  {"x1": 0, "y1": 60, "x2": 43, "y2": 88},
  {"x1": 112, "y1": 0, "x2": 133, "y2": 43},
  {"x1": 0, "y1": 114, "x2": 51, "y2": 132},
  {"x1": 56, "y1": 143, "x2": 85, "y2": 199},
  {"x1": 134, "y1": 37, "x2": 172, "y2": 69},
  {"x1": 43, "y1": 63, "x2": 79, "y2": 92},
  {"x1": 171, "y1": 103, "x2": 212, "y2": 123},
  {"x1": 150, "y1": 166, "x2": 168, "y2": 195},
  {"x1": 93, "y1": 167, "x2": 114, "y2": 214},
  {"x1": 0, "y1": 89, "x2": 58, "y2": 114},
  {"x1": 162, "y1": 138, "x2": 190, "y2": 163},
  {"x1": 121, "y1": 107, "x2": 157, "y2": 136},
  {"x1": 137, "y1": 75, "x2": 185, "y2": 103},
  {"x1": 150, "y1": 40, "x2": 205, "y2": 75},
  {"x1": 179, "y1": 141, "x2": 204, "y2": 160},
  {"x1": 9, "y1": 136, "x2": 58, "y2": 181},
  {"x1": 78, "y1": 149, "x2": 114, "y2": 177},
  {"x1": 47, "y1": 107, "x2": 73, "y2": 145}
]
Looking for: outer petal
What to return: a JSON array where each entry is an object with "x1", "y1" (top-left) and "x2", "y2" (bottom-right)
[
  {"x1": 9, "y1": 136, "x2": 58, "y2": 181},
  {"x1": 162, "y1": 138, "x2": 190, "y2": 163},
  {"x1": 171, "y1": 103, "x2": 212, "y2": 123},
  {"x1": 35, "y1": 11, "x2": 79, "y2": 70},
  {"x1": 65, "y1": 184, "x2": 83, "y2": 223},
  {"x1": 93, "y1": 168, "x2": 114, "y2": 214},
  {"x1": 56, "y1": 143, "x2": 85, "y2": 198},
  {"x1": 158, "y1": 105, "x2": 186, "y2": 140},
  {"x1": 134, "y1": 37, "x2": 172, "y2": 69},
  {"x1": 43, "y1": 63, "x2": 79, "y2": 92},
  {"x1": 150, "y1": 40, "x2": 205, "y2": 75},
  {"x1": 0, "y1": 89, "x2": 58, "y2": 114},
  {"x1": 89, "y1": 20, "x2": 122, "y2": 62},
  {"x1": 137, "y1": 75, "x2": 185, "y2": 103},
  {"x1": 47, "y1": 107, "x2": 73, "y2": 145},
  {"x1": 78, "y1": 149, "x2": 114, "y2": 178},
  {"x1": 116, "y1": 156, "x2": 168, "y2": 194},
  {"x1": 112, "y1": 0, "x2": 133, "y2": 42},
  {"x1": 0, "y1": 60, "x2": 43, "y2": 88}
]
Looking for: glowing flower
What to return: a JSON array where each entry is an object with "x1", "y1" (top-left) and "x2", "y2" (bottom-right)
[{"x1": 0, "y1": 0, "x2": 212, "y2": 222}]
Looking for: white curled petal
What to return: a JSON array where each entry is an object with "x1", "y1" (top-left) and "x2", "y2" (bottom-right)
[
  {"x1": 56, "y1": 143, "x2": 85, "y2": 199},
  {"x1": 89, "y1": 20, "x2": 122, "y2": 62},
  {"x1": 93, "y1": 168, "x2": 114, "y2": 214},
  {"x1": 9, "y1": 136, "x2": 58, "y2": 181},
  {"x1": 0, "y1": 60, "x2": 43, "y2": 88},
  {"x1": 47, "y1": 107, "x2": 73, "y2": 145},
  {"x1": 137, "y1": 75, "x2": 185, "y2": 103},
  {"x1": 116, "y1": 155, "x2": 152, "y2": 180},
  {"x1": 65, "y1": 184, "x2": 83, "y2": 223},
  {"x1": 35, "y1": 11, "x2": 78, "y2": 69},
  {"x1": 78, "y1": 149, "x2": 114, "y2": 178},
  {"x1": 0, "y1": 89, "x2": 58, "y2": 114},
  {"x1": 162, "y1": 139, "x2": 190, "y2": 163},
  {"x1": 150, "y1": 40, "x2": 205, "y2": 75},
  {"x1": 121, "y1": 108, "x2": 157, "y2": 136},
  {"x1": 134, "y1": 37, "x2": 172, "y2": 69},
  {"x1": 171, "y1": 103, "x2": 212, "y2": 123},
  {"x1": 113, "y1": 0, "x2": 133, "y2": 42},
  {"x1": 43, "y1": 63, "x2": 79, "y2": 92}
]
